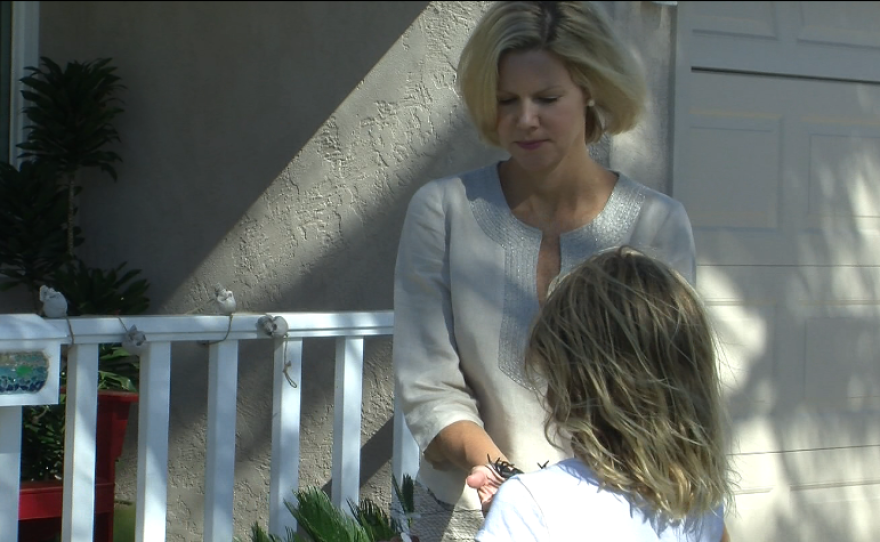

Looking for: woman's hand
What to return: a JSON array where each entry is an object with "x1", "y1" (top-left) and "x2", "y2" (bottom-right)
[{"x1": 466, "y1": 463, "x2": 507, "y2": 516}]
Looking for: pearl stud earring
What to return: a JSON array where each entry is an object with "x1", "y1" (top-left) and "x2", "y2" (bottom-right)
[{"x1": 587, "y1": 98, "x2": 596, "y2": 107}]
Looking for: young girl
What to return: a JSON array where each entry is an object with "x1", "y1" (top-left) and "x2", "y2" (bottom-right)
[{"x1": 474, "y1": 247, "x2": 732, "y2": 541}]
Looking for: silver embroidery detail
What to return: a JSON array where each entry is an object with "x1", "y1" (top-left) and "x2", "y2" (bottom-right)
[{"x1": 465, "y1": 166, "x2": 646, "y2": 389}]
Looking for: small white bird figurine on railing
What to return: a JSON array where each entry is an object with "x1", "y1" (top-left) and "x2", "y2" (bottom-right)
[
  {"x1": 213, "y1": 283, "x2": 236, "y2": 315},
  {"x1": 122, "y1": 324, "x2": 148, "y2": 356},
  {"x1": 257, "y1": 314, "x2": 289, "y2": 338},
  {"x1": 39, "y1": 285, "x2": 68, "y2": 318}
]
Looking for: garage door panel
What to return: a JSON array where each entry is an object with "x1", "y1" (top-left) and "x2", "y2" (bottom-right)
[
  {"x1": 691, "y1": 1, "x2": 778, "y2": 39},
  {"x1": 786, "y1": 449, "x2": 880, "y2": 542},
  {"x1": 684, "y1": 115, "x2": 782, "y2": 230},
  {"x1": 698, "y1": 265, "x2": 880, "y2": 454},
  {"x1": 708, "y1": 302, "x2": 780, "y2": 415},
  {"x1": 805, "y1": 314, "x2": 880, "y2": 411},
  {"x1": 680, "y1": 71, "x2": 880, "y2": 266},
  {"x1": 687, "y1": 1, "x2": 880, "y2": 81},
  {"x1": 797, "y1": 2, "x2": 880, "y2": 50},
  {"x1": 727, "y1": 448, "x2": 880, "y2": 542},
  {"x1": 729, "y1": 411, "x2": 880, "y2": 456},
  {"x1": 792, "y1": 117, "x2": 880, "y2": 267},
  {"x1": 806, "y1": 131, "x2": 880, "y2": 222},
  {"x1": 792, "y1": 483, "x2": 880, "y2": 542}
]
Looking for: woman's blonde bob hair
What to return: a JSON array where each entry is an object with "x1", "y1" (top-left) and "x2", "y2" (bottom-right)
[
  {"x1": 458, "y1": 1, "x2": 647, "y2": 147},
  {"x1": 525, "y1": 247, "x2": 732, "y2": 519}
]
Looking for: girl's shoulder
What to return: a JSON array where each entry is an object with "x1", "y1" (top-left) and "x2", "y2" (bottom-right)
[{"x1": 510, "y1": 458, "x2": 600, "y2": 494}]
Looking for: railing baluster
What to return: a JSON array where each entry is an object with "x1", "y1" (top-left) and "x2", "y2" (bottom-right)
[
  {"x1": 61, "y1": 344, "x2": 99, "y2": 542},
  {"x1": 332, "y1": 336, "x2": 364, "y2": 512},
  {"x1": 0, "y1": 406, "x2": 22, "y2": 541},
  {"x1": 135, "y1": 341, "x2": 171, "y2": 542},
  {"x1": 392, "y1": 393, "x2": 419, "y2": 520},
  {"x1": 270, "y1": 337, "x2": 302, "y2": 537},
  {"x1": 204, "y1": 340, "x2": 239, "y2": 542}
]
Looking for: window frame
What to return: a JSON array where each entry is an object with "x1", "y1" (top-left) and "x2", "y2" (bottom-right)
[{"x1": 8, "y1": 0, "x2": 39, "y2": 166}]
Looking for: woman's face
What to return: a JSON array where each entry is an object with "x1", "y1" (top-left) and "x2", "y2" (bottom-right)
[{"x1": 495, "y1": 49, "x2": 588, "y2": 174}]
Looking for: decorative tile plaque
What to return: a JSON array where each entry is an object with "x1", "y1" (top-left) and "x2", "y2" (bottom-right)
[{"x1": 0, "y1": 351, "x2": 50, "y2": 394}]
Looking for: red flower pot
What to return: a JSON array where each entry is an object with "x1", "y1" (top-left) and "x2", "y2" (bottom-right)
[{"x1": 18, "y1": 390, "x2": 138, "y2": 542}]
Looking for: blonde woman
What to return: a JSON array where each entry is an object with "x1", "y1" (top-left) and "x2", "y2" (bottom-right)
[
  {"x1": 475, "y1": 247, "x2": 732, "y2": 541},
  {"x1": 393, "y1": 2, "x2": 696, "y2": 540}
]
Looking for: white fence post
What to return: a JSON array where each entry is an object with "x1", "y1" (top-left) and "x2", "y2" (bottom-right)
[
  {"x1": 332, "y1": 336, "x2": 364, "y2": 513},
  {"x1": 135, "y1": 341, "x2": 171, "y2": 542},
  {"x1": 392, "y1": 393, "x2": 420, "y2": 517},
  {"x1": 0, "y1": 406, "x2": 22, "y2": 540},
  {"x1": 204, "y1": 340, "x2": 239, "y2": 542},
  {"x1": 61, "y1": 344, "x2": 99, "y2": 542},
  {"x1": 270, "y1": 337, "x2": 302, "y2": 537}
]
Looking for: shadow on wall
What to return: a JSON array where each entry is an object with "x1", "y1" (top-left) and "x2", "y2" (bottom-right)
[
  {"x1": 35, "y1": 0, "x2": 506, "y2": 537},
  {"x1": 37, "y1": 0, "x2": 436, "y2": 312}
]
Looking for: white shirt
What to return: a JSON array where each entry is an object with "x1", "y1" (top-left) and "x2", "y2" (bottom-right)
[{"x1": 477, "y1": 459, "x2": 725, "y2": 542}]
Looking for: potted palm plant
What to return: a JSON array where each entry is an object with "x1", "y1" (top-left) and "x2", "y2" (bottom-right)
[{"x1": 0, "y1": 55, "x2": 149, "y2": 542}]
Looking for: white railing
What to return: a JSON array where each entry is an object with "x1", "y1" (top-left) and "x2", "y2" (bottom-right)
[{"x1": 0, "y1": 311, "x2": 420, "y2": 542}]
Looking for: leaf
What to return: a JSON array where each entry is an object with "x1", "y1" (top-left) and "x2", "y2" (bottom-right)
[
  {"x1": 285, "y1": 487, "x2": 370, "y2": 542},
  {"x1": 247, "y1": 523, "x2": 286, "y2": 542},
  {"x1": 50, "y1": 259, "x2": 151, "y2": 317},
  {"x1": 0, "y1": 160, "x2": 75, "y2": 298},
  {"x1": 391, "y1": 474, "x2": 417, "y2": 530},
  {"x1": 21, "y1": 400, "x2": 66, "y2": 481},
  {"x1": 97, "y1": 370, "x2": 136, "y2": 392},
  {"x1": 17, "y1": 56, "x2": 125, "y2": 180},
  {"x1": 350, "y1": 498, "x2": 399, "y2": 542}
]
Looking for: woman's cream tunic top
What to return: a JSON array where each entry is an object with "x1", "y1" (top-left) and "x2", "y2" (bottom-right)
[{"x1": 393, "y1": 163, "x2": 696, "y2": 509}]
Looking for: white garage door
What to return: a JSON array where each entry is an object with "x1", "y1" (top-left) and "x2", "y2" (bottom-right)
[{"x1": 672, "y1": 2, "x2": 880, "y2": 541}]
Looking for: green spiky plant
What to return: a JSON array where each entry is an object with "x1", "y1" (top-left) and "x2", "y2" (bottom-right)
[
  {"x1": 242, "y1": 475, "x2": 418, "y2": 542},
  {"x1": 0, "y1": 56, "x2": 151, "y2": 483},
  {"x1": 18, "y1": 56, "x2": 124, "y2": 258}
]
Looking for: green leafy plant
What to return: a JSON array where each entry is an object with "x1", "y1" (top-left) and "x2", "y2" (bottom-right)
[
  {"x1": 0, "y1": 55, "x2": 149, "y2": 483},
  {"x1": 242, "y1": 475, "x2": 418, "y2": 542},
  {"x1": 52, "y1": 259, "x2": 150, "y2": 317},
  {"x1": 0, "y1": 160, "x2": 81, "y2": 302},
  {"x1": 20, "y1": 401, "x2": 66, "y2": 481},
  {"x1": 246, "y1": 524, "x2": 288, "y2": 542},
  {"x1": 96, "y1": 345, "x2": 139, "y2": 392},
  {"x1": 18, "y1": 56, "x2": 125, "y2": 257}
]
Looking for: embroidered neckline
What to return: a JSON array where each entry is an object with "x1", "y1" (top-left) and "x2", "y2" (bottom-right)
[{"x1": 463, "y1": 162, "x2": 646, "y2": 388}]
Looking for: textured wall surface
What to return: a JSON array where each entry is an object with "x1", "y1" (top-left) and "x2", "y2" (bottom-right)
[
  {"x1": 32, "y1": 1, "x2": 673, "y2": 539},
  {"x1": 609, "y1": 0, "x2": 677, "y2": 194}
]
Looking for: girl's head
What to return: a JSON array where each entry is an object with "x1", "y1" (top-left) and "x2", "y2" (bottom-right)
[
  {"x1": 526, "y1": 246, "x2": 730, "y2": 517},
  {"x1": 457, "y1": 1, "x2": 646, "y2": 147}
]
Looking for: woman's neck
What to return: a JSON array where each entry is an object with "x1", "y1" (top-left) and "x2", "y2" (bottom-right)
[{"x1": 499, "y1": 153, "x2": 618, "y2": 234}]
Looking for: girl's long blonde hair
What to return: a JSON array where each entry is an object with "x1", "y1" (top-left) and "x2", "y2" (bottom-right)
[{"x1": 526, "y1": 246, "x2": 732, "y2": 518}]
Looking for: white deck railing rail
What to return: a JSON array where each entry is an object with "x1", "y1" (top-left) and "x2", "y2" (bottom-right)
[{"x1": 0, "y1": 311, "x2": 420, "y2": 542}]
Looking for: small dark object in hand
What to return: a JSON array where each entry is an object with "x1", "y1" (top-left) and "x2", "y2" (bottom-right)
[{"x1": 488, "y1": 455, "x2": 524, "y2": 480}]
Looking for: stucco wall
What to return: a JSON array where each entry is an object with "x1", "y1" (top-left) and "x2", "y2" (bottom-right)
[
  {"x1": 34, "y1": 1, "x2": 674, "y2": 539},
  {"x1": 609, "y1": 0, "x2": 678, "y2": 194}
]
